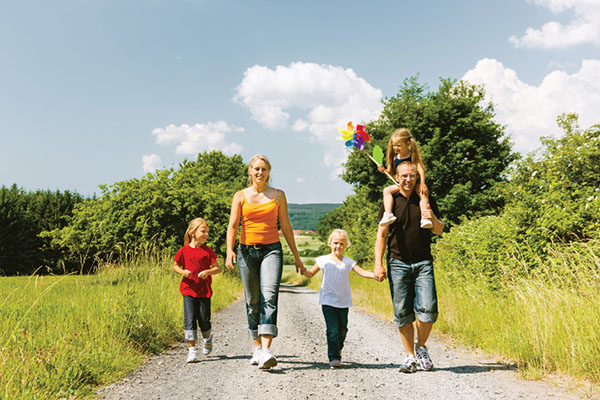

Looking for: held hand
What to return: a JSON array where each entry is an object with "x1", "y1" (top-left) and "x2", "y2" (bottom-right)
[
  {"x1": 377, "y1": 165, "x2": 386, "y2": 173},
  {"x1": 302, "y1": 269, "x2": 311, "y2": 278},
  {"x1": 419, "y1": 183, "x2": 429, "y2": 197},
  {"x1": 374, "y1": 264, "x2": 386, "y2": 282},
  {"x1": 294, "y1": 257, "x2": 305, "y2": 274},
  {"x1": 225, "y1": 250, "x2": 236, "y2": 270},
  {"x1": 182, "y1": 269, "x2": 191, "y2": 278}
]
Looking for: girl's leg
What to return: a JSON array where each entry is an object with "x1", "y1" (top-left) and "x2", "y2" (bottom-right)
[
  {"x1": 337, "y1": 307, "x2": 349, "y2": 355},
  {"x1": 183, "y1": 295, "x2": 199, "y2": 346},
  {"x1": 380, "y1": 185, "x2": 401, "y2": 226},
  {"x1": 198, "y1": 297, "x2": 212, "y2": 338},
  {"x1": 383, "y1": 185, "x2": 400, "y2": 214},
  {"x1": 322, "y1": 305, "x2": 341, "y2": 361},
  {"x1": 418, "y1": 194, "x2": 433, "y2": 229}
]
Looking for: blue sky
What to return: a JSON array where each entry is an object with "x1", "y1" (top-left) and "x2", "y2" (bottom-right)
[{"x1": 1, "y1": 0, "x2": 599, "y2": 203}]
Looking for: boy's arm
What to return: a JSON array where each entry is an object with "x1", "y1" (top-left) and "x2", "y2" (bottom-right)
[
  {"x1": 303, "y1": 264, "x2": 320, "y2": 278},
  {"x1": 352, "y1": 264, "x2": 375, "y2": 279}
]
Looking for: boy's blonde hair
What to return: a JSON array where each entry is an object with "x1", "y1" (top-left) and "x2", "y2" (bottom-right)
[
  {"x1": 184, "y1": 217, "x2": 208, "y2": 246},
  {"x1": 247, "y1": 154, "x2": 273, "y2": 186},
  {"x1": 386, "y1": 128, "x2": 425, "y2": 176},
  {"x1": 327, "y1": 229, "x2": 351, "y2": 248}
]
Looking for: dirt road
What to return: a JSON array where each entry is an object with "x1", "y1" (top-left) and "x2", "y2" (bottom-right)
[{"x1": 98, "y1": 285, "x2": 580, "y2": 400}]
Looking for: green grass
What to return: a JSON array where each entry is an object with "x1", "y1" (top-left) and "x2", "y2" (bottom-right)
[{"x1": 0, "y1": 256, "x2": 243, "y2": 400}]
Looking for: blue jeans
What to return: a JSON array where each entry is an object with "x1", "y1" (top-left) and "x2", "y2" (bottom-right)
[
  {"x1": 321, "y1": 305, "x2": 348, "y2": 361},
  {"x1": 237, "y1": 242, "x2": 283, "y2": 338},
  {"x1": 387, "y1": 258, "x2": 438, "y2": 327},
  {"x1": 183, "y1": 296, "x2": 211, "y2": 341}
]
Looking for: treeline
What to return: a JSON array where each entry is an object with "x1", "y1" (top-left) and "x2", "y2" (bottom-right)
[
  {"x1": 0, "y1": 185, "x2": 84, "y2": 275},
  {"x1": 0, "y1": 152, "x2": 247, "y2": 275},
  {"x1": 287, "y1": 203, "x2": 340, "y2": 231}
]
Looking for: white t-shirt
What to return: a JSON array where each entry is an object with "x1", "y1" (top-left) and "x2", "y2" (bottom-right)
[{"x1": 316, "y1": 254, "x2": 357, "y2": 308}]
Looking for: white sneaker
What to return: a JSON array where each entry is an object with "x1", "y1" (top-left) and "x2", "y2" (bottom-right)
[
  {"x1": 379, "y1": 212, "x2": 397, "y2": 227},
  {"x1": 420, "y1": 218, "x2": 433, "y2": 229},
  {"x1": 329, "y1": 359, "x2": 342, "y2": 368},
  {"x1": 186, "y1": 348, "x2": 200, "y2": 363},
  {"x1": 202, "y1": 335, "x2": 213, "y2": 355},
  {"x1": 415, "y1": 345, "x2": 433, "y2": 371},
  {"x1": 258, "y1": 348, "x2": 277, "y2": 370},
  {"x1": 250, "y1": 346, "x2": 262, "y2": 365},
  {"x1": 399, "y1": 355, "x2": 417, "y2": 373}
]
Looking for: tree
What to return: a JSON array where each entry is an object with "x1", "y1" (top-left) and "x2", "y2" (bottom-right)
[
  {"x1": 0, "y1": 185, "x2": 84, "y2": 275},
  {"x1": 44, "y1": 151, "x2": 247, "y2": 271},
  {"x1": 342, "y1": 77, "x2": 517, "y2": 226},
  {"x1": 501, "y1": 114, "x2": 600, "y2": 252}
]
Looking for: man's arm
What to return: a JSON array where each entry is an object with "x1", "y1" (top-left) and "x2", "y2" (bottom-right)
[{"x1": 374, "y1": 224, "x2": 389, "y2": 282}]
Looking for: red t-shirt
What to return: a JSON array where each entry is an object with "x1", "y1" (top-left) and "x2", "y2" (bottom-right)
[{"x1": 173, "y1": 244, "x2": 217, "y2": 298}]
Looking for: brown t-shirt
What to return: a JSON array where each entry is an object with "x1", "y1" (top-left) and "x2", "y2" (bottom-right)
[{"x1": 378, "y1": 192, "x2": 440, "y2": 263}]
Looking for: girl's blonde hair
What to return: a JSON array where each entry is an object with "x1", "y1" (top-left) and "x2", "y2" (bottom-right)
[
  {"x1": 386, "y1": 128, "x2": 425, "y2": 176},
  {"x1": 247, "y1": 154, "x2": 273, "y2": 186},
  {"x1": 327, "y1": 229, "x2": 351, "y2": 248},
  {"x1": 184, "y1": 217, "x2": 208, "y2": 246}
]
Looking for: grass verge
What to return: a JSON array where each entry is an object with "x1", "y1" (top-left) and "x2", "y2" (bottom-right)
[{"x1": 0, "y1": 255, "x2": 243, "y2": 400}]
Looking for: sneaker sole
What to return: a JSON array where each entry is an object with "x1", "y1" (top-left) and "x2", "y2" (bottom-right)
[{"x1": 258, "y1": 357, "x2": 277, "y2": 370}]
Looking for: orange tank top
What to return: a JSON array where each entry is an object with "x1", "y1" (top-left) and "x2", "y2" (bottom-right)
[{"x1": 240, "y1": 189, "x2": 280, "y2": 245}]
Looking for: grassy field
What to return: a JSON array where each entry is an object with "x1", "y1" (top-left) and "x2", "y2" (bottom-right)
[{"x1": 0, "y1": 255, "x2": 243, "y2": 400}]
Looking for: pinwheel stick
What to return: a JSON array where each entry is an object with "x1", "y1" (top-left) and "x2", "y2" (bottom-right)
[{"x1": 361, "y1": 150, "x2": 399, "y2": 185}]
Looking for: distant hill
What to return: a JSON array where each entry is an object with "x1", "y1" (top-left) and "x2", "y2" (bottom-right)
[{"x1": 287, "y1": 203, "x2": 340, "y2": 231}]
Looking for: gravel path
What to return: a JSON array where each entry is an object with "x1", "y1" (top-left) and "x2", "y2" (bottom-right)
[{"x1": 98, "y1": 285, "x2": 581, "y2": 400}]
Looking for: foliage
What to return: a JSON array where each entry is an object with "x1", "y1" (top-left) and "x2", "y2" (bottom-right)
[
  {"x1": 0, "y1": 185, "x2": 84, "y2": 275},
  {"x1": 0, "y1": 254, "x2": 243, "y2": 399},
  {"x1": 342, "y1": 77, "x2": 516, "y2": 226},
  {"x1": 500, "y1": 114, "x2": 600, "y2": 256},
  {"x1": 43, "y1": 151, "x2": 247, "y2": 271}
]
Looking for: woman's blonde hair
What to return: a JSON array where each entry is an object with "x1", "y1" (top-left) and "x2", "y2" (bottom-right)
[
  {"x1": 184, "y1": 217, "x2": 208, "y2": 246},
  {"x1": 247, "y1": 154, "x2": 273, "y2": 186},
  {"x1": 327, "y1": 229, "x2": 351, "y2": 248},
  {"x1": 386, "y1": 128, "x2": 425, "y2": 176}
]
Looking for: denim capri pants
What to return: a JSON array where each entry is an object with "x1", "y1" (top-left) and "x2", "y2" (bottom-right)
[{"x1": 387, "y1": 258, "x2": 438, "y2": 327}]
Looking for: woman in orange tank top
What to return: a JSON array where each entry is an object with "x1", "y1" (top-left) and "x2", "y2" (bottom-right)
[{"x1": 225, "y1": 154, "x2": 306, "y2": 370}]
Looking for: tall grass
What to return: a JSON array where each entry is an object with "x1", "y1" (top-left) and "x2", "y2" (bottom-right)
[
  {"x1": 0, "y1": 255, "x2": 242, "y2": 400},
  {"x1": 435, "y1": 240, "x2": 600, "y2": 383}
]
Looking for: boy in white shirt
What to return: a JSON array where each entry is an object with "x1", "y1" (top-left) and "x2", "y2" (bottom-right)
[{"x1": 303, "y1": 229, "x2": 375, "y2": 368}]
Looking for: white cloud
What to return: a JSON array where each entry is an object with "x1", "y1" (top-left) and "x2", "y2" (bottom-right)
[
  {"x1": 142, "y1": 154, "x2": 162, "y2": 173},
  {"x1": 462, "y1": 58, "x2": 600, "y2": 153},
  {"x1": 509, "y1": 0, "x2": 600, "y2": 48},
  {"x1": 296, "y1": 177, "x2": 306, "y2": 183},
  {"x1": 152, "y1": 121, "x2": 244, "y2": 156},
  {"x1": 234, "y1": 62, "x2": 383, "y2": 178}
]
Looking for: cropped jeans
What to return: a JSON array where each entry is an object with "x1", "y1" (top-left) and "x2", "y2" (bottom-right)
[
  {"x1": 237, "y1": 242, "x2": 283, "y2": 338},
  {"x1": 387, "y1": 258, "x2": 438, "y2": 327},
  {"x1": 183, "y1": 296, "x2": 211, "y2": 341}
]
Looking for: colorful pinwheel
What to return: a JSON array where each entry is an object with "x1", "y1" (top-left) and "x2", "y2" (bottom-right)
[
  {"x1": 337, "y1": 121, "x2": 398, "y2": 185},
  {"x1": 337, "y1": 122, "x2": 371, "y2": 150}
]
